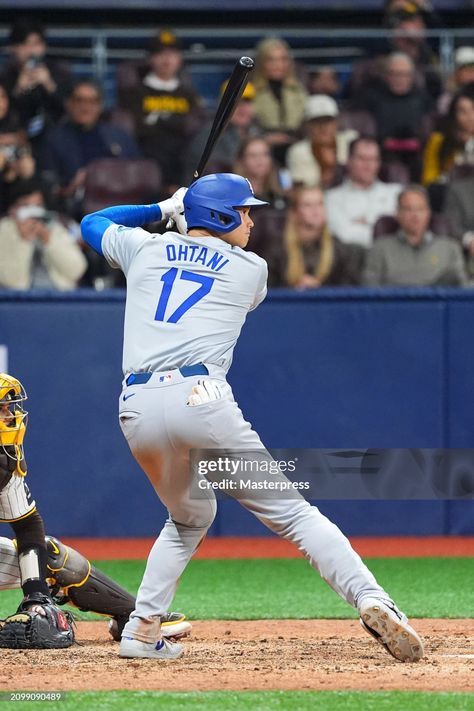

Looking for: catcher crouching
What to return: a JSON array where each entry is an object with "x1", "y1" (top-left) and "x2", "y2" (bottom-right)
[{"x1": 0, "y1": 372, "x2": 190, "y2": 648}]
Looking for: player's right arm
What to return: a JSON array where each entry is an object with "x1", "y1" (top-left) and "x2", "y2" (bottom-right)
[{"x1": 249, "y1": 255, "x2": 268, "y2": 311}]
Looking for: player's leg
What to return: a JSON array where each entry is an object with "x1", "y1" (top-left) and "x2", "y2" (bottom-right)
[
  {"x1": 118, "y1": 389, "x2": 216, "y2": 656},
  {"x1": 196, "y1": 382, "x2": 424, "y2": 661},
  {"x1": 121, "y1": 445, "x2": 216, "y2": 643}
]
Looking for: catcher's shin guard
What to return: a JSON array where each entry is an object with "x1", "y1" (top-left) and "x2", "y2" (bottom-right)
[{"x1": 45, "y1": 536, "x2": 135, "y2": 619}]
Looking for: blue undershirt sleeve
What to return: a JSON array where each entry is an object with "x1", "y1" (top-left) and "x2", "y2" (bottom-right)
[{"x1": 80, "y1": 204, "x2": 163, "y2": 256}]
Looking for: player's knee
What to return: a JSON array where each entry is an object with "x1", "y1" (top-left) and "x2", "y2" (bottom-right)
[{"x1": 172, "y1": 497, "x2": 217, "y2": 531}]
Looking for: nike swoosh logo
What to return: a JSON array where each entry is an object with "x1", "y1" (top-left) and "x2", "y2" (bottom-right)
[{"x1": 122, "y1": 393, "x2": 136, "y2": 401}]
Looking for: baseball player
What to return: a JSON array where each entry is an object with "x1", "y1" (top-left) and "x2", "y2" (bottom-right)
[
  {"x1": 81, "y1": 173, "x2": 424, "y2": 662},
  {"x1": 0, "y1": 372, "x2": 190, "y2": 647}
]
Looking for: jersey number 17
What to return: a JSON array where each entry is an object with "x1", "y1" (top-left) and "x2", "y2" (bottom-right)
[{"x1": 154, "y1": 267, "x2": 215, "y2": 324}]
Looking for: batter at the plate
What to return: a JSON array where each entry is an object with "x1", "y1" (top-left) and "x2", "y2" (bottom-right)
[{"x1": 81, "y1": 173, "x2": 424, "y2": 663}]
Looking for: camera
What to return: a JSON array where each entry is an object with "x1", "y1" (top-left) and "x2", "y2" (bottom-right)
[
  {"x1": 0, "y1": 144, "x2": 20, "y2": 162},
  {"x1": 25, "y1": 55, "x2": 44, "y2": 70},
  {"x1": 0, "y1": 143, "x2": 29, "y2": 164}
]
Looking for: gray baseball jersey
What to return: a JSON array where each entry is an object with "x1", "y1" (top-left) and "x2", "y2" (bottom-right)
[{"x1": 102, "y1": 226, "x2": 267, "y2": 375}]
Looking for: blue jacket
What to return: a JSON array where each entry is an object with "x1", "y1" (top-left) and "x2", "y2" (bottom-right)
[{"x1": 39, "y1": 119, "x2": 141, "y2": 186}]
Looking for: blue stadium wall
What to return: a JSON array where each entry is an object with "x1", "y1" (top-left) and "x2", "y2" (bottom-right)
[{"x1": 1, "y1": 289, "x2": 472, "y2": 537}]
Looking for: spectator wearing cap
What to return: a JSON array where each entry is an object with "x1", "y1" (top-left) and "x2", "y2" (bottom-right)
[
  {"x1": 363, "y1": 185, "x2": 467, "y2": 286},
  {"x1": 0, "y1": 18, "x2": 71, "y2": 149},
  {"x1": 39, "y1": 79, "x2": 140, "y2": 217},
  {"x1": 0, "y1": 178, "x2": 87, "y2": 290},
  {"x1": 422, "y1": 85, "x2": 474, "y2": 187},
  {"x1": 384, "y1": 1, "x2": 442, "y2": 99},
  {"x1": 185, "y1": 81, "x2": 258, "y2": 177},
  {"x1": 252, "y1": 38, "x2": 308, "y2": 164},
  {"x1": 326, "y1": 137, "x2": 402, "y2": 249},
  {"x1": 438, "y1": 48, "x2": 474, "y2": 116},
  {"x1": 125, "y1": 30, "x2": 205, "y2": 192},
  {"x1": 286, "y1": 95, "x2": 357, "y2": 188}
]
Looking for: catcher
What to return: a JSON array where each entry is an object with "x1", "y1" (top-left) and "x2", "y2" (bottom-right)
[{"x1": 0, "y1": 372, "x2": 190, "y2": 649}]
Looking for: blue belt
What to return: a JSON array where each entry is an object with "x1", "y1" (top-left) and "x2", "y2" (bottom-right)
[{"x1": 126, "y1": 364, "x2": 209, "y2": 386}]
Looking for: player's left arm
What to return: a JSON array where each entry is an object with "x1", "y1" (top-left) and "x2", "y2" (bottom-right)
[{"x1": 80, "y1": 189, "x2": 187, "y2": 256}]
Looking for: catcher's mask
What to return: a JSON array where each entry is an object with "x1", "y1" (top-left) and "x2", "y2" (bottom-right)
[{"x1": 0, "y1": 373, "x2": 28, "y2": 470}]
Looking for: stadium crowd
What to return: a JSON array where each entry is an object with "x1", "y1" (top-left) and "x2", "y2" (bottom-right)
[{"x1": 0, "y1": 3, "x2": 473, "y2": 290}]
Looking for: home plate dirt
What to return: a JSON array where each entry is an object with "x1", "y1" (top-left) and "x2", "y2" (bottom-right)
[{"x1": 1, "y1": 620, "x2": 472, "y2": 692}]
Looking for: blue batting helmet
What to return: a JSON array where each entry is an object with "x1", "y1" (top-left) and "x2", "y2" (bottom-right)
[{"x1": 183, "y1": 173, "x2": 268, "y2": 234}]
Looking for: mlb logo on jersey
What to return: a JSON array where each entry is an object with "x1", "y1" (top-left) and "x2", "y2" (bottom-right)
[{"x1": 159, "y1": 374, "x2": 173, "y2": 383}]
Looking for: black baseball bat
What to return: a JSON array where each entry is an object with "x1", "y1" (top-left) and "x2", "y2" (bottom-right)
[{"x1": 193, "y1": 56, "x2": 255, "y2": 180}]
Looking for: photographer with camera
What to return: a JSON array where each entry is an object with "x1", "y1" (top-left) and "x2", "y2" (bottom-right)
[
  {"x1": 0, "y1": 19, "x2": 71, "y2": 149},
  {"x1": 0, "y1": 179, "x2": 87, "y2": 290}
]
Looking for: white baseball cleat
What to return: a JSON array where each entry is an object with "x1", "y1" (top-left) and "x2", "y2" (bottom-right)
[
  {"x1": 119, "y1": 636, "x2": 184, "y2": 660},
  {"x1": 359, "y1": 597, "x2": 424, "y2": 662}
]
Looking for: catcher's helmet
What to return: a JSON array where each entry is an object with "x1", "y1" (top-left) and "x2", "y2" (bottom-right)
[
  {"x1": 183, "y1": 173, "x2": 268, "y2": 234},
  {"x1": 0, "y1": 374, "x2": 28, "y2": 469}
]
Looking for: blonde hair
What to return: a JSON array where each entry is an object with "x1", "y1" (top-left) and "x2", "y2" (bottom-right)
[
  {"x1": 253, "y1": 37, "x2": 298, "y2": 88},
  {"x1": 284, "y1": 187, "x2": 334, "y2": 286}
]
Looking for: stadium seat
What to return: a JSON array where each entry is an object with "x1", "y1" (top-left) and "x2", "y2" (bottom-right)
[
  {"x1": 83, "y1": 158, "x2": 162, "y2": 213},
  {"x1": 379, "y1": 160, "x2": 410, "y2": 184},
  {"x1": 339, "y1": 109, "x2": 377, "y2": 138}
]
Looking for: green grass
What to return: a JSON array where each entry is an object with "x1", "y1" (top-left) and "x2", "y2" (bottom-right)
[
  {"x1": 1, "y1": 558, "x2": 472, "y2": 620},
  {"x1": 2, "y1": 691, "x2": 473, "y2": 711}
]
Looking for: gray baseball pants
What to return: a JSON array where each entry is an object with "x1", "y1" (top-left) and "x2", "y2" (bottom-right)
[{"x1": 119, "y1": 365, "x2": 390, "y2": 643}]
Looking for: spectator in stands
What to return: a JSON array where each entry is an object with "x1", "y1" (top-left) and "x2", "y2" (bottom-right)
[
  {"x1": 0, "y1": 179, "x2": 87, "y2": 290},
  {"x1": 125, "y1": 29, "x2": 204, "y2": 192},
  {"x1": 253, "y1": 38, "x2": 308, "y2": 164},
  {"x1": 267, "y1": 186, "x2": 361, "y2": 288},
  {"x1": 384, "y1": 2, "x2": 442, "y2": 99},
  {"x1": 185, "y1": 81, "x2": 258, "y2": 177},
  {"x1": 308, "y1": 67, "x2": 341, "y2": 99},
  {"x1": 325, "y1": 137, "x2": 402, "y2": 249},
  {"x1": 444, "y1": 175, "x2": 474, "y2": 280},
  {"x1": 0, "y1": 18, "x2": 70, "y2": 149},
  {"x1": 0, "y1": 85, "x2": 37, "y2": 211},
  {"x1": 286, "y1": 95, "x2": 357, "y2": 189},
  {"x1": 422, "y1": 86, "x2": 474, "y2": 186},
  {"x1": 39, "y1": 79, "x2": 140, "y2": 217},
  {"x1": 363, "y1": 185, "x2": 467, "y2": 286},
  {"x1": 358, "y1": 52, "x2": 432, "y2": 180},
  {"x1": 234, "y1": 137, "x2": 289, "y2": 210},
  {"x1": 438, "y1": 47, "x2": 474, "y2": 116},
  {"x1": 0, "y1": 81, "x2": 19, "y2": 132}
]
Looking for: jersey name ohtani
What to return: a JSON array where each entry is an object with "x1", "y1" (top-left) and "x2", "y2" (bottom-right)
[{"x1": 166, "y1": 244, "x2": 229, "y2": 272}]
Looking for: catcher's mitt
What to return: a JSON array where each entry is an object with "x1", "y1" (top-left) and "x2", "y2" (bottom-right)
[{"x1": 0, "y1": 593, "x2": 74, "y2": 649}]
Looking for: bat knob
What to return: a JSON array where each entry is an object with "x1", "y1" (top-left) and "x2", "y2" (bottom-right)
[{"x1": 239, "y1": 56, "x2": 254, "y2": 69}]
